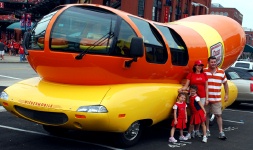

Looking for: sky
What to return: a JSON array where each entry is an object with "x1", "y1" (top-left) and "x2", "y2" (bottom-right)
[{"x1": 211, "y1": 0, "x2": 253, "y2": 29}]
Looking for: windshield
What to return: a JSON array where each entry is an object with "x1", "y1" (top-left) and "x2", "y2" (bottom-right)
[
  {"x1": 49, "y1": 6, "x2": 117, "y2": 54},
  {"x1": 28, "y1": 6, "x2": 139, "y2": 57}
]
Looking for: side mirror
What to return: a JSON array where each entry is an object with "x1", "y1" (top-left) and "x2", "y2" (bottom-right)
[
  {"x1": 125, "y1": 37, "x2": 144, "y2": 68},
  {"x1": 22, "y1": 32, "x2": 31, "y2": 55},
  {"x1": 129, "y1": 37, "x2": 144, "y2": 57}
]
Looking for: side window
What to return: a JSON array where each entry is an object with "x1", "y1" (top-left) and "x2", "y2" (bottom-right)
[
  {"x1": 227, "y1": 72, "x2": 240, "y2": 80},
  {"x1": 129, "y1": 16, "x2": 168, "y2": 64},
  {"x1": 30, "y1": 11, "x2": 57, "y2": 50},
  {"x1": 114, "y1": 20, "x2": 137, "y2": 56},
  {"x1": 145, "y1": 46, "x2": 167, "y2": 63},
  {"x1": 235, "y1": 63, "x2": 250, "y2": 69},
  {"x1": 155, "y1": 24, "x2": 188, "y2": 66}
]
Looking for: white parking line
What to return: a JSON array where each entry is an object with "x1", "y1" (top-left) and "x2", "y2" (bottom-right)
[
  {"x1": 0, "y1": 125, "x2": 123, "y2": 150},
  {"x1": 225, "y1": 108, "x2": 253, "y2": 114},
  {"x1": 223, "y1": 119, "x2": 244, "y2": 124},
  {"x1": 0, "y1": 75, "x2": 22, "y2": 80},
  {"x1": 0, "y1": 74, "x2": 22, "y2": 86},
  {"x1": 0, "y1": 106, "x2": 6, "y2": 112}
]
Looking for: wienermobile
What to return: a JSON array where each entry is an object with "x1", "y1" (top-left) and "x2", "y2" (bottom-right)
[{"x1": 0, "y1": 4, "x2": 245, "y2": 147}]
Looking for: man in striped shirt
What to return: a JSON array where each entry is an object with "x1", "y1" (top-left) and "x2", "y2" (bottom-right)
[{"x1": 204, "y1": 56, "x2": 228, "y2": 140}]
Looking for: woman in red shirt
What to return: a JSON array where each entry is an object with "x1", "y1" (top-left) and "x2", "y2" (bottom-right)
[{"x1": 178, "y1": 60, "x2": 208, "y2": 138}]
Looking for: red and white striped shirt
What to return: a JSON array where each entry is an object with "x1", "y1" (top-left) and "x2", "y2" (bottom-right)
[{"x1": 204, "y1": 67, "x2": 227, "y2": 102}]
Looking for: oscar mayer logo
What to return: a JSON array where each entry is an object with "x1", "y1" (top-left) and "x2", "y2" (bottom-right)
[{"x1": 210, "y1": 42, "x2": 224, "y2": 66}]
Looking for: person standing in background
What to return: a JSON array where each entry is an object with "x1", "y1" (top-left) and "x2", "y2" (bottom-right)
[
  {"x1": 8, "y1": 40, "x2": 14, "y2": 56},
  {"x1": 13, "y1": 41, "x2": 20, "y2": 56},
  {"x1": 18, "y1": 45, "x2": 25, "y2": 62},
  {"x1": 204, "y1": 56, "x2": 228, "y2": 140},
  {"x1": 0, "y1": 41, "x2": 5, "y2": 60}
]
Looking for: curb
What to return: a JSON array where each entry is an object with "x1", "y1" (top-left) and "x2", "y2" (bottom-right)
[{"x1": 0, "y1": 55, "x2": 28, "y2": 63}]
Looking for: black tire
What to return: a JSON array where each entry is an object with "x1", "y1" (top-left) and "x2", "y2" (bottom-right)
[
  {"x1": 43, "y1": 125, "x2": 67, "y2": 135},
  {"x1": 232, "y1": 101, "x2": 241, "y2": 106},
  {"x1": 117, "y1": 121, "x2": 142, "y2": 148}
]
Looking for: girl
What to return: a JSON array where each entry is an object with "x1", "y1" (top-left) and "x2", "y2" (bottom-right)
[
  {"x1": 169, "y1": 93, "x2": 188, "y2": 143},
  {"x1": 185, "y1": 85, "x2": 207, "y2": 143}
]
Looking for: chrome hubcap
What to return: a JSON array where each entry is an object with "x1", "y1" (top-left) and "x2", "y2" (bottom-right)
[{"x1": 123, "y1": 121, "x2": 140, "y2": 141}]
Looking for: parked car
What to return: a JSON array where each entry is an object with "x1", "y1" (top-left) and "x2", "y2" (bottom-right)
[
  {"x1": 227, "y1": 67, "x2": 253, "y2": 80},
  {"x1": 225, "y1": 68, "x2": 253, "y2": 104},
  {"x1": 231, "y1": 61, "x2": 253, "y2": 69}
]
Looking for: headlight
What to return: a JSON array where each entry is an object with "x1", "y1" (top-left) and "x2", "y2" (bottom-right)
[
  {"x1": 77, "y1": 105, "x2": 108, "y2": 113},
  {"x1": 0, "y1": 92, "x2": 8, "y2": 101}
]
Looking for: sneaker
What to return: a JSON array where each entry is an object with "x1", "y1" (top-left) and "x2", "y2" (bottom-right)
[
  {"x1": 206, "y1": 130, "x2": 211, "y2": 137},
  {"x1": 169, "y1": 137, "x2": 177, "y2": 143},
  {"x1": 195, "y1": 130, "x2": 202, "y2": 137},
  {"x1": 202, "y1": 136, "x2": 208, "y2": 143},
  {"x1": 179, "y1": 136, "x2": 188, "y2": 141},
  {"x1": 191, "y1": 131, "x2": 195, "y2": 138},
  {"x1": 185, "y1": 133, "x2": 191, "y2": 140},
  {"x1": 219, "y1": 132, "x2": 227, "y2": 140}
]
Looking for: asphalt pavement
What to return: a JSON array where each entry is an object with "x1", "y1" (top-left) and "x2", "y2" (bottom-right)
[{"x1": 0, "y1": 55, "x2": 28, "y2": 63}]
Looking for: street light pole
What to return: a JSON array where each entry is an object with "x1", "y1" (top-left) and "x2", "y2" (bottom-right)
[
  {"x1": 191, "y1": 2, "x2": 209, "y2": 14},
  {"x1": 24, "y1": 0, "x2": 28, "y2": 31}
]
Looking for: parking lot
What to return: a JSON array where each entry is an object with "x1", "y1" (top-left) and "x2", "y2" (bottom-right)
[
  {"x1": 0, "y1": 63, "x2": 253, "y2": 149},
  {"x1": 0, "y1": 97, "x2": 252, "y2": 150}
]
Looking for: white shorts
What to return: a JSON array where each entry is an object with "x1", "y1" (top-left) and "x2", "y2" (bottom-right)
[{"x1": 0, "y1": 50, "x2": 4, "y2": 55}]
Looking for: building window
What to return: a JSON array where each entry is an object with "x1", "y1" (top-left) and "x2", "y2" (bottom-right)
[
  {"x1": 152, "y1": 0, "x2": 161, "y2": 22},
  {"x1": 103, "y1": 0, "x2": 110, "y2": 6},
  {"x1": 138, "y1": 0, "x2": 145, "y2": 17},
  {"x1": 176, "y1": 0, "x2": 181, "y2": 20},
  {"x1": 166, "y1": 0, "x2": 171, "y2": 6}
]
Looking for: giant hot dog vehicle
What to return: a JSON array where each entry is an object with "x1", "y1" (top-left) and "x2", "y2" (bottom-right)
[{"x1": 0, "y1": 4, "x2": 246, "y2": 147}]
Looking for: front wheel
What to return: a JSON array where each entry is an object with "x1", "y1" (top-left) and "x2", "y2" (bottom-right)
[{"x1": 117, "y1": 121, "x2": 142, "y2": 148}]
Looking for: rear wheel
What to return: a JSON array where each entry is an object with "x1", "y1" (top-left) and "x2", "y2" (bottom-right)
[{"x1": 117, "y1": 121, "x2": 142, "y2": 147}]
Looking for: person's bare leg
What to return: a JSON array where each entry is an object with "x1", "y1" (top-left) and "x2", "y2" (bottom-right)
[
  {"x1": 170, "y1": 126, "x2": 176, "y2": 137},
  {"x1": 206, "y1": 113, "x2": 210, "y2": 131},
  {"x1": 216, "y1": 114, "x2": 223, "y2": 133}
]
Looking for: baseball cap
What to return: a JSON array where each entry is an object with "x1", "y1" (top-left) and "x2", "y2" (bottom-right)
[{"x1": 194, "y1": 60, "x2": 204, "y2": 66}]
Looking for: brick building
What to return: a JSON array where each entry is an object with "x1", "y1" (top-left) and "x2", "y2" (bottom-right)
[
  {"x1": 210, "y1": 3, "x2": 243, "y2": 25},
  {"x1": 240, "y1": 29, "x2": 253, "y2": 60},
  {"x1": 92, "y1": 0, "x2": 211, "y2": 23},
  {"x1": 245, "y1": 29, "x2": 253, "y2": 46},
  {"x1": 1, "y1": 0, "x2": 212, "y2": 41}
]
